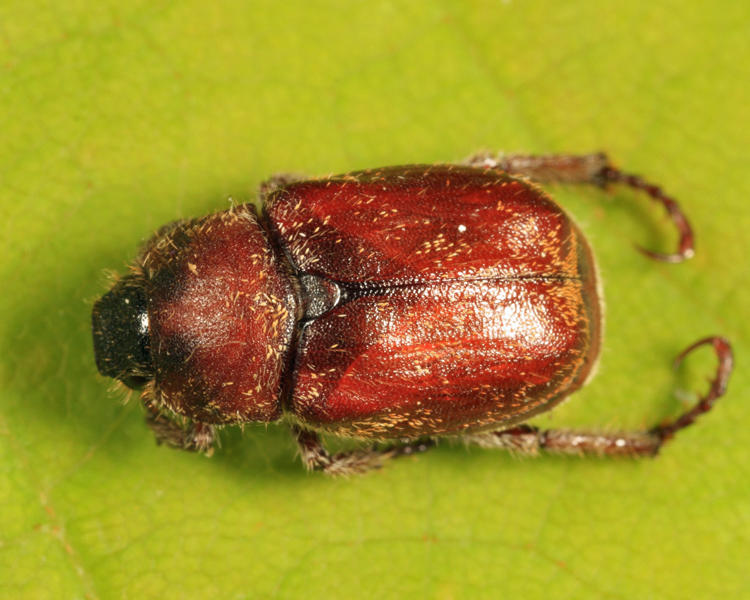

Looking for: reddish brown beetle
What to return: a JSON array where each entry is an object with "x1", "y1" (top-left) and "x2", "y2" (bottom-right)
[{"x1": 92, "y1": 152, "x2": 733, "y2": 475}]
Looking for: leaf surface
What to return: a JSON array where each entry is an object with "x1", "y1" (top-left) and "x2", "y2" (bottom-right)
[{"x1": 1, "y1": 1, "x2": 748, "y2": 598}]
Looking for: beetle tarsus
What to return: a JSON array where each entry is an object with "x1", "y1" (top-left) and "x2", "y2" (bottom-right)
[
  {"x1": 598, "y1": 166, "x2": 695, "y2": 263},
  {"x1": 651, "y1": 336, "x2": 734, "y2": 444}
]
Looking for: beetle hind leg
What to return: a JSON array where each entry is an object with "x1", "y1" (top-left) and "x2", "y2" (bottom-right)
[
  {"x1": 292, "y1": 425, "x2": 435, "y2": 476},
  {"x1": 465, "y1": 151, "x2": 694, "y2": 263},
  {"x1": 258, "y1": 173, "x2": 306, "y2": 204},
  {"x1": 463, "y1": 336, "x2": 733, "y2": 457},
  {"x1": 463, "y1": 425, "x2": 666, "y2": 457},
  {"x1": 651, "y1": 336, "x2": 733, "y2": 444},
  {"x1": 466, "y1": 151, "x2": 610, "y2": 185}
]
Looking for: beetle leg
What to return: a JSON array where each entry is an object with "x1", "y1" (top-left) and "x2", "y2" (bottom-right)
[
  {"x1": 142, "y1": 398, "x2": 216, "y2": 455},
  {"x1": 258, "y1": 173, "x2": 306, "y2": 204},
  {"x1": 463, "y1": 425, "x2": 663, "y2": 456},
  {"x1": 651, "y1": 336, "x2": 733, "y2": 443},
  {"x1": 466, "y1": 152, "x2": 610, "y2": 184},
  {"x1": 465, "y1": 425, "x2": 671, "y2": 457},
  {"x1": 464, "y1": 336, "x2": 733, "y2": 457},
  {"x1": 465, "y1": 151, "x2": 694, "y2": 262},
  {"x1": 292, "y1": 425, "x2": 435, "y2": 476}
]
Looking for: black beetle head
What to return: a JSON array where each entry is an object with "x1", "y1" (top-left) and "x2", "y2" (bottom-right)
[{"x1": 92, "y1": 275, "x2": 153, "y2": 389}]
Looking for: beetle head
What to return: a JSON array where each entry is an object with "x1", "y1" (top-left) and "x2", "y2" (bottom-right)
[{"x1": 92, "y1": 275, "x2": 153, "y2": 389}]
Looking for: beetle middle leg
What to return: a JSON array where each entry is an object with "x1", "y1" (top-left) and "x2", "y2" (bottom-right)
[
  {"x1": 463, "y1": 337, "x2": 733, "y2": 457},
  {"x1": 465, "y1": 151, "x2": 694, "y2": 263},
  {"x1": 292, "y1": 425, "x2": 435, "y2": 476}
]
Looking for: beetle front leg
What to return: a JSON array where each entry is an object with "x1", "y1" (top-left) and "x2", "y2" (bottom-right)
[
  {"x1": 465, "y1": 151, "x2": 694, "y2": 262},
  {"x1": 142, "y1": 398, "x2": 216, "y2": 455},
  {"x1": 464, "y1": 336, "x2": 733, "y2": 457},
  {"x1": 292, "y1": 425, "x2": 435, "y2": 476}
]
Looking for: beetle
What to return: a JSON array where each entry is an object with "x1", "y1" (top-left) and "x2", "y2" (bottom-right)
[{"x1": 92, "y1": 152, "x2": 733, "y2": 475}]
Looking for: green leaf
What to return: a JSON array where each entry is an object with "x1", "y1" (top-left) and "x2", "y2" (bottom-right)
[{"x1": 2, "y1": 1, "x2": 748, "y2": 598}]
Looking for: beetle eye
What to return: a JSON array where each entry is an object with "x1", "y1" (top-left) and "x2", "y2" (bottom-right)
[{"x1": 92, "y1": 276, "x2": 153, "y2": 389}]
